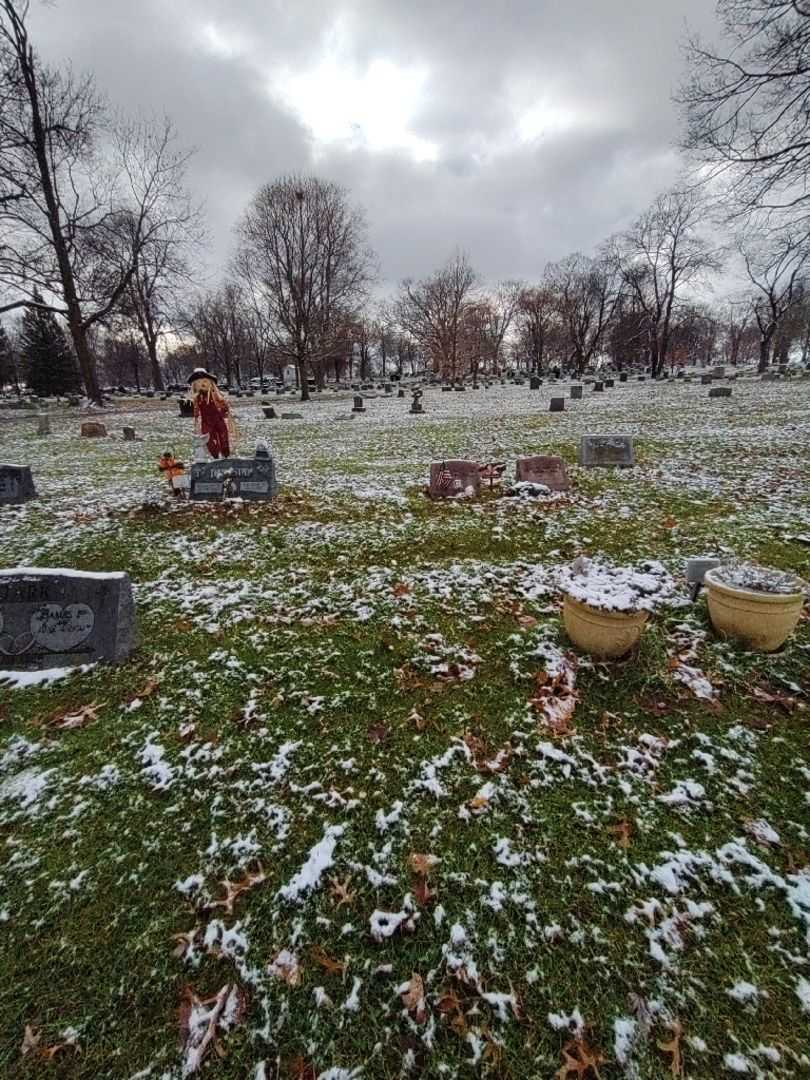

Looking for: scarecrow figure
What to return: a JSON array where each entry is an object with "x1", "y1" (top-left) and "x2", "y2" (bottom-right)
[{"x1": 187, "y1": 368, "x2": 236, "y2": 459}]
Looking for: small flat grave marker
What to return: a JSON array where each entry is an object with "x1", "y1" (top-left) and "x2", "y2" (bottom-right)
[
  {"x1": 0, "y1": 568, "x2": 135, "y2": 670},
  {"x1": 709, "y1": 386, "x2": 732, "y2": 398},
  {"x1": 516, "y1": 455, "x2": 571, "y2": 491},
  {"x1": 579, "y1": 434, "x2": 635, "y2": 468},
  {"x1": 429, "y1": 460, "x2": 481, "y2": 499},
  {"x1": 190, "y1": 456, "x2": 278, "y2": 502},
  {"x1": 280, "y1": 412, "x2": 303, "y2": 420},
  {"x1": 0, "y1": 464, "x2": 36, "y2": 506}
]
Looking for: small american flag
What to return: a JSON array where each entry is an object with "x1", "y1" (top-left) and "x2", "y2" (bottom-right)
[{"x1": 437, "y1": 463, "x2": 455, "y2": 493}]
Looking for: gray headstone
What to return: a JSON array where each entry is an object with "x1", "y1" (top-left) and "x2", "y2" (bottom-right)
[
  {"x1": 530, "y1": 376, "x2": 542, "y2": 390},
  {"x1": 36, "y1": 415, "x2": 51, "y2": 436},
  {"x1": 549, "y1": 397, "x2": 565, "y2": 412},
  {"x1": 189, "y1": 456, "x2": 278, "y2": 502},
  {"x1": 593, "y1": 381, "x2": 604, "y2": 392},
  {"x1": 701, "y1": 374, "x2": 713, "y2": 385},
  {"x1": 709, "y1": 387, "x2": 732, "y2": 398},
  {"x1": 0, "y1": 464, "x2": 37, "y2": 506},
  {"x1": 579, "y1": 434, "x2": 635, "y2": 468},
  {"x1": 352, "y1": 396, "x2": 366, "y2": 413},
  {"x1": 0, "y1": 568, "x2": 135, "y2": 670},
  {"x1": 429, "y1": 460, "x2": 481, "y2": 498},
  {"x1": 280, "y1": 412, "x2": 303, "y2": 420},
  {"x1": 570, "y1": 385, "x2": 583, "y2": 400},
  {"x1": 515, "y1": 455, "x2": 571, "y2": 491}
]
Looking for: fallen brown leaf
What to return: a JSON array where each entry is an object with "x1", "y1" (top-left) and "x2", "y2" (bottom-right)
[
  {"x1": 409, "y1": 852, "x2": 439, "y2": 877},
  {"x1": 329, "y1": 876, "x2": 356, "y2": 909},
  {"x1": 310, "y1": 944, "x2": 346, "y2": 977},
  {"x1": 47, "y1": 700, "x2": 104, "y2": 730},
  {"x1": 204, "y1": 865, "x2": 266, "y2": 916},
  {"x1": 658, "y1": 1020, "x2": 684, "y2": 1077},
  {"x1": 610, "y1": 819, "x2": 634, "y2": 850},
  {"x1": 557, "y1": 1035, "x2": 605, "y2": 1078},
  {"x1": 401, "y1": 973, "x2": 428, "y2": 1023}
]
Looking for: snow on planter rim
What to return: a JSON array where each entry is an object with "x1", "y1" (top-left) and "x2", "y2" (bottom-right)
[
  {"x1": 708, "y1": 562, "x2": 808, "y2": 596},
  {"x1": 556, "y1": 558, "x2": 686, "y2": 613}
]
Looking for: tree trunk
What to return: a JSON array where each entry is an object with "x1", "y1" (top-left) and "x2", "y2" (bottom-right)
[
  {"x1": 67, "y1": 313, "x2": 101, "y2": 401},
  {"x1": 758, "y1": 337, "x2": 771, "y2": 373}
]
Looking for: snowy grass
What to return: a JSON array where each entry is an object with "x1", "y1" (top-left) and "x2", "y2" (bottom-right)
[{"x1": 1, "y1": 378, "x2": 809, "y2": 1079}]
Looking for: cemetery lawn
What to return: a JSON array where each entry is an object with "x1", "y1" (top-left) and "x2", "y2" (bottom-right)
[{"x1": 1, "y1": 380, "x2": 810, "y2": 1080}]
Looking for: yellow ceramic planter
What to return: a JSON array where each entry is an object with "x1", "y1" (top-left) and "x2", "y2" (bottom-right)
[
  {"x1": 563, "y1": 593, "x2": 649, "y2": 659},
  {"x1": 704, "y1": 569, "x2": 805, "y2": 652}
]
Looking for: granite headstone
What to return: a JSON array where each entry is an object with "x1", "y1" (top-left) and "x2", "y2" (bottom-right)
[
  {"x1": 189, "y1": 456, "x2": 278, "y2": 502},
  {"x1": 0, "y1": 568, "x2": 135, "y2": 669},
  {"x1": 429, "y1": 460, "x2": 481, "y2": 499},
  {"x1": 579, "y1": 434, "x2": 635, "y2": 468},
  {"x1": 0, "y1": 464, "x2": 37, "y2": 506},
  {"x1": 515, "y1": 455, "x2": 571, "y2": 491}
]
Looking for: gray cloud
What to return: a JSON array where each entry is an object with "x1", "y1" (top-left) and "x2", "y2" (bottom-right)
[{"x1": 30, "y1": 0, "x2": 718, "y2": 287}]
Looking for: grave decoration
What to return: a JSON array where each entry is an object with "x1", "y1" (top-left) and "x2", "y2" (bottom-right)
[
  {"x1": 0, "y1": 567, "x2": 136, "y2": 670},
  {"x1": 187, "y1": 368, "x2": 235, "y2": 460},
  {"x1": 515, "y1": 455, "x2": 571, "y2": 492},
  {"x1": 0, "y1": 464, "x2": 37, "y2": 506},
  {"x1": 81, "y1": 421, "x2": 108, "y2": 438},
  {"x1": 579, "y1": 434, "x2": 635, "y2": 468},
  {"x1": 478, "y1": 461, "x2": 507, "y2": 489},
  {"x1": 550, "y1": 397, "x2": 565, "y2": 412},
  {"x1": 429, "y1": 460, "x2": 481, "y2": 499},
  {"x1": 703, "y1": 563, "x2": 807, "y2": 653},
  {"x1": 190, "y1": 451, "x2": 278, "y2": 502},
  {"x1": 158, "y1": 452, "x2": 187, "y2": 497}
]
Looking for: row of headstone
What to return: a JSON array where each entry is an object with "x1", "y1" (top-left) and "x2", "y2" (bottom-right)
[{"x1": 428, "y1": 436, "x2": 634, "y2": 498}]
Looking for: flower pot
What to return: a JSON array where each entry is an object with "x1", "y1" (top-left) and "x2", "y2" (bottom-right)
[
  {"x1": 703, "y1": 569, "x2": 805, "y2": 652},
  {"x1": 563, "y1": 593, "x2": 648, "y2": 659}
]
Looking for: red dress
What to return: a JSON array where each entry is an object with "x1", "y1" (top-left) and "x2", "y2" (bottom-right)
[{"x1": 195, "y1": 398, "x2": 230, "y2": 459}]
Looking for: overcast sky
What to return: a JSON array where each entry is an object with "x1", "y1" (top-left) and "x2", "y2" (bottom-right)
[{"x1": 32, "y1": 0, "x2": 719, "y2": 288}]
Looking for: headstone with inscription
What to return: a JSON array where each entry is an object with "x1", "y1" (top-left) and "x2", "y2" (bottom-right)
[
  {"x1": 579, "y1": 434, "x2": 635, "y2": 468},
  {"x1": 429, "y1": 460, "x2": 481, "y2": 499},
  {"x1": 0, "y1": 464, "x2": 37, "y2": 506},
  {"x1": 81, "y1": 421, "x2": 108, "y2": 438},
  {"x1": 0, "y1": 568, "x2": 135, "y2": 670},
  {"x1": 190, "y1": 456, "x2": 278, "y2": 502},
  {"x1": 515, "y1": 455, "x2": 571, "y2": 491}
]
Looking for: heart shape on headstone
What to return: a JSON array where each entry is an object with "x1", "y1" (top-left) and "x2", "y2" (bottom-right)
[{"x1": 30, "y1": 603, "x2": 95, "y2": 652}]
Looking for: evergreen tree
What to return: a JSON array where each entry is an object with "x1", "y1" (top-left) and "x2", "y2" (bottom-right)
[
  {"x1": 20, "y1": 297, "x2": 81, "y2": 396},
  {"x1": 0, "y1": 321, "x2": 14, "y2": 392}
]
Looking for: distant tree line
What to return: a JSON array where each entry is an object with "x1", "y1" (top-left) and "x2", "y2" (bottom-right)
[{"x1": 1, "y1": 0, "x2": 810, "y2": 400}]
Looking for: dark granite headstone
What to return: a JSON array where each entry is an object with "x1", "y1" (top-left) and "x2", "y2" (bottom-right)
[
  {"x1": 604, "y1": 378, "x2": 614, "y2": 388},
  {"x1": 570, "y1": 385, "x2": 583, "y2": 400},
  {"x1": 593, "y1": 381, "x2": 604, "y2": 392},
  {"x1": 0, "y1": 465, "x2": 37, "y2": 506},
  {"x1": 619, "y1": 373, "x2": 628, "y2": 383},
  {"x1": 280, "y1": 412, "x2": 303, "y2": 420},
  {"x1": 701, "y1": 374, "x2": 713, "y2": 385},
  {"x1": 530, "y1": 376, "x2": 542, "y2": 390},
  {"x1": 190, "y1": 456, "x2": 278, "y2": 502},
  {"x1": 410, "y1": 389, "x2": 424, "y2": 415},
  {"x1": 263, "y1": 406, "x2": 277, "y2": 419},
  {"x1": 398, "y1": 387, "x2": 405, "y2": 398},
  {"x1": 0, "y1": 568, "x2": 135, "y2": 670},
  {"x1": 179, "y1": 399, "x2": 194, "y2": 418},
  {"x1": 549, "y1": 397, "x2": 565, "y2": 412},
  {"x1": 352, "y1": 395, "x2": 366, "y2": 413},
  {"x1": 429, "y1": 460, "x2": 481, "y2": 498},
  {"x1": 579, "y1": 434, "x2": 635, "y2": 468},
  {"x1": 516, "y1": 455, "x2": 571, "y2": 491},
  {"x1": 709, "y1": 386, "x2": 732, "y2": 398}
]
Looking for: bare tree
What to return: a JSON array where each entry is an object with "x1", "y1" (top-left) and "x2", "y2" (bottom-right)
[
  {"x1": 182, "y1": 284, "x2": 252, "y2": 387},
  {"x1": 233, "y1": 175, "x2": 375, "y2": 402},
  {"x1": 514, "y1": 285, "x2": 557, "y2": 373},
  {"x1": 0, "y1": 1, "x2": 195, "y2": 401},
  {"x1": 395, "y1": 252, "x2": 479, "y2": 382},
  {"x1": 680, "y1": 1, "x2": 810, "y2": 228},
  {"x1": 544, "y1": 252, "x2": 621, "y2": 375},
  {"x1": 740, "y1": 225, "x2": 810, "y2": 370},
  {"x1": 611, "y1": 187, "x2": 720, "y2": 376}
]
